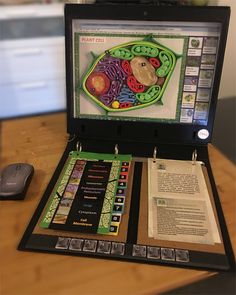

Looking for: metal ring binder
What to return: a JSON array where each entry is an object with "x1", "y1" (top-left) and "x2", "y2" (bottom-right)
[
  {"x1": 192, "y1": 149, "x2": 197, "y2": 165},
  {"x1": 76, "y1": 141, "x2": 82, "y2": 152},
  {"x1": 67, "y1": 134, "x2": 76, "y2": 143},
  {"x1": 114, "y1": 144, "x2": 119, "y2": 155},
  {"x1": 153, "y1": 146, "x2": 157, "y2": 163}
]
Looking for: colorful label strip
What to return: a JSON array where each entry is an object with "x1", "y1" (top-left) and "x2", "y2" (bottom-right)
[{"x1": 108, "y1": 161, "x2": 131, "y2": 236}]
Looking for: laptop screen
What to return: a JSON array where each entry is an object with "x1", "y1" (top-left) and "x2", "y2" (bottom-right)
[{"x1": 72, "y1": 18, "x2": 221, "y2": 126}]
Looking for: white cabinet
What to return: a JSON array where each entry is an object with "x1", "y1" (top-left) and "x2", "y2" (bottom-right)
[
  {"x1": 0, "y1": 4, "x2": 66, "y2": 119},
  {"x1": 1, "y1": 78, "x2": 65, "y2": 118}
]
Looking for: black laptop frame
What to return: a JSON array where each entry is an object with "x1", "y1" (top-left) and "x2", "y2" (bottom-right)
[{"x1": 65, "y1": 4, "x2": 230, "y2": 146}]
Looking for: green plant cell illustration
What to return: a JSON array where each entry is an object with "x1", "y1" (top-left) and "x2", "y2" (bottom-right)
[{"x1": 82, "y1": 37, "x2": 177, "y2": 112}]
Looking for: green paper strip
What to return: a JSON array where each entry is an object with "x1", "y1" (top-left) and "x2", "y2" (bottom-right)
[{"x1": 40, "y1": 154, "x2": 77, "y2": 228}]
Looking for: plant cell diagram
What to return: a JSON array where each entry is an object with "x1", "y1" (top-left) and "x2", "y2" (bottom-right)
[{"x1": 82, "y1": 36, "x2": 178, "y2": 112}]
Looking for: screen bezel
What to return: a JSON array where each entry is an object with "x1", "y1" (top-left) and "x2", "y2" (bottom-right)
[{"x1": 65, "y1": 4, "x2": 230, "y2": 145}]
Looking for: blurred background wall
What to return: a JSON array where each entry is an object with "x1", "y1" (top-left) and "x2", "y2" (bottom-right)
[{"x1": 217, "y1": 0, "x2": 236, "y2": 100}]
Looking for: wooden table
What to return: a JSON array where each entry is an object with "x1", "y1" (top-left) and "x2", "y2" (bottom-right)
[{"x1": 1, "y1": 112, "x2": 235, "y2": 295}]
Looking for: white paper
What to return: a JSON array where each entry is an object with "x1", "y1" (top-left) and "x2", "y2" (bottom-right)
[{"x1": 148, "y1": 158, "x2": 221, "y2": 244}]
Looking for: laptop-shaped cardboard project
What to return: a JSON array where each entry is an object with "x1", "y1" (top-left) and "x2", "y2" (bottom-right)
[{"x1": 19, "y1": 3, "x2": 235, "y2": 271}]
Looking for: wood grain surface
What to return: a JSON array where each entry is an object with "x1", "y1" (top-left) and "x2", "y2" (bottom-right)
[{"x1": 0, "y1": 112, "x2": 235, "y2": 295}]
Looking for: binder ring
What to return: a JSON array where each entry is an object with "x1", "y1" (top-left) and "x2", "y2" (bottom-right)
[
  {"x1": 67, "y1": 134, "x2": 76, "y2": 143},
  {"x1": 76, "y1": 141, "x2": 82, "y2": 152},
  {"x1": 153, "y1": 146, "x2": 157, "y2": 163},
  {"x1": 114, "y1": 144, "x2": 119, "y2": 156},
  {"x1": 192, "y1": 149, "x2": 197, "y2": 165}
]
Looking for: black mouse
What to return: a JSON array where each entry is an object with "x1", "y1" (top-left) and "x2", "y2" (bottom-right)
[{"x1": 0, "y1": 163, "x2": 34, "y2": 200}]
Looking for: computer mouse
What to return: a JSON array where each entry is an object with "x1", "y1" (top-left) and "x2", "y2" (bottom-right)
[{"x1": 0, "y1": 163, "x2": 34, "y2": 200}]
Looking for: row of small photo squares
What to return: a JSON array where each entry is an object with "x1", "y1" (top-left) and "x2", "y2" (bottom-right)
[
  {"x1": 55, "y1": 237, "x2": 189, "y2": 263},
  {"x1": 181, "y1": 75, "x2": 212, "y2": 124},
  {"x1": 185, "y1": 69, "x2": 214, "y2": 95},
  {"x1": 180, "y1": 75, "x2": 212, "y2": 123},
  {"x1": 179, "y1": 37, "x2": 218, "y2": 124},
  {"x1": 53, "y1": 160, "x2": 86, "y2": 224},
  {"x1": 180, "y1": 91, "x2": 212, "y2": 124},
  {"x1": 180, "y1": 102, "x2": 209, "y2": 124},
  {"x1": 186, "y1": 36, "x2": 217, "y2": 84},
  {"x1": 189, "y1": 36, "x2": 218, "y2": 50},
  {"x1": 183, "y1": 73, "x2": 214, "y2": 95},
  {"x1": 186, "y1": 55, "x2": 216, "y2": 71},
  {"x1": 188, "y1": 36, "x2": 218, "y2": 57}
]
